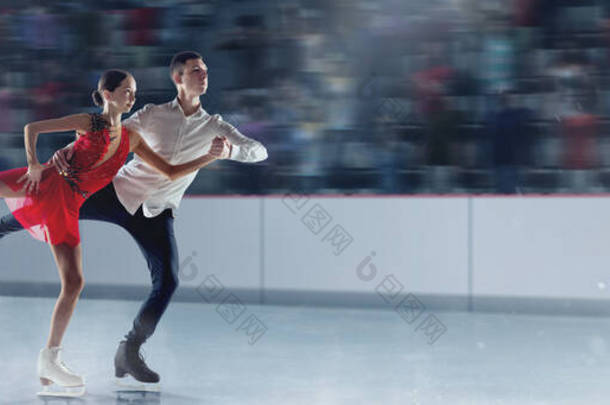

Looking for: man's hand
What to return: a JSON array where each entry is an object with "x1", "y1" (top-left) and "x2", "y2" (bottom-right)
[
  {"x1": 208, "y1": 136, "x2": 231, "y2": 159},
  {"x1": 51, "y1": 143, "x2": 75, "y2": 176}
]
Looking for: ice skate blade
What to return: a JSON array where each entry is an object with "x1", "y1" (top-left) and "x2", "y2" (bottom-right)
[
  {"x1": 114, "y1": 376, "x2": 161, "y2": 392},
  {"x1": 37, "y1": 384, "x2": 85, "y2": 398}
]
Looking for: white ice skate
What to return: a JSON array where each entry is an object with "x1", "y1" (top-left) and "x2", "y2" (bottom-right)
[{"x1": 36, "y1": 346, "x2": 86, "y2": 398}]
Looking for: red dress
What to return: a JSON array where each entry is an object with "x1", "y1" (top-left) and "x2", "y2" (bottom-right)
[{"x1": 0, "y1": 114, "x2": 130, "y2": 247}]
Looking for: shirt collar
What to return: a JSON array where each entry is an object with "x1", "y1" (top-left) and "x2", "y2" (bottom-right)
[{"x1": 171, "y1": 97, "x2": 205, "y2": 118}]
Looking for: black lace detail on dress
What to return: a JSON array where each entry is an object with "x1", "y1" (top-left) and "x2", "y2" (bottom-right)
[
  {"x1": 64, "y1": 177, "x2": 90, "y2": 199},
  {"x1": 90, "y1": 113, "x2": 110, "y2": 132}
]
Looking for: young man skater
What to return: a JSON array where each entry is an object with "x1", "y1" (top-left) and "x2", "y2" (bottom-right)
[{"x1": 0, "y1": 51, "x2": 268, "y2": 387}]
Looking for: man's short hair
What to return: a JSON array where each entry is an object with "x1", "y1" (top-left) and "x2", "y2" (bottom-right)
[{"x1": 170, "y1": 51, "x2": 203, "y2": 77}]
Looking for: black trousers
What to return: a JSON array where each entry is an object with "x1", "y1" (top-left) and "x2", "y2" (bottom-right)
[{"x1": 0, "y1": 183, "x2": 179, "y2": 345}]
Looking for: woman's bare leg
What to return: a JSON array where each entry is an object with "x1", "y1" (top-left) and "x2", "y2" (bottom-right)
[
  {"x1": 0, "y1": 179, "x2": 26, "y2": 198},
  {"x1": 46, "y1": 243, "x2": 84, "y2": 348}
]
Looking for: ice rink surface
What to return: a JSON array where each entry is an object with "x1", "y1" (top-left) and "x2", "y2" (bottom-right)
[{"x1": 1, "y1": 296, "x2": 610, "y2": 404}]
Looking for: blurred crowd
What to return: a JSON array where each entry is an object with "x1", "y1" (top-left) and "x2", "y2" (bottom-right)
[{"x1": 3, "y1": 0, "x2": 610, "y2": 194}]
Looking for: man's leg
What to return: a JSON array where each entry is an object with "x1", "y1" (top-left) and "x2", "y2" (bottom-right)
[
  {"x1": 126, "y1": 208, "x2": 179, "y2": 343},
  {"x1": 79, "y1": 183, "x2": 131, "y2": 226},
  {"x1": 115, "y1": 208, "x2": 178, "y2": 383},
  {"x1": 79, "y1": 184, "x2": 165, "y2": 384},
  {"x1": 0, "y1": 212, "x2": 24, "y2": 239}
]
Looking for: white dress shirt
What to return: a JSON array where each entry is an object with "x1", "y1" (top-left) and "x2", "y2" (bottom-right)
[{"x1": 113, "y1": 98, "x2": 268, "y2": 218}]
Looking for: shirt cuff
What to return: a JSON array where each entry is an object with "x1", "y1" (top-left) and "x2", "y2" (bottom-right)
[{"x1": 230, "y1": 144, "x2": 240, "y2": 160}]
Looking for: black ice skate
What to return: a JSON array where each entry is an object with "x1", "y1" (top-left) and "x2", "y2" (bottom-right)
[{"x1": 114, "y1": 340, "x2": 160, "y2": 392}]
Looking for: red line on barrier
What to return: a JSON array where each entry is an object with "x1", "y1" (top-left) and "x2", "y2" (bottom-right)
[{"x1": 184, "y1": 193, "x2": 610, "y2": 199}]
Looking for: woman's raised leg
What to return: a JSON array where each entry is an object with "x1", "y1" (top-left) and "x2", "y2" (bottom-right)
[{"x1": 0, "y1": 179, "x2": 26, "y2": 198}]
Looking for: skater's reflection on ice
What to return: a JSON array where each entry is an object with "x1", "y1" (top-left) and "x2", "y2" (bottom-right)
[
  {"x1": 38, "y1": 396, "x2": 85, "y2": 405},
  {"x1": 115, "y1": 390, "x2": 161, "y2": 404}
]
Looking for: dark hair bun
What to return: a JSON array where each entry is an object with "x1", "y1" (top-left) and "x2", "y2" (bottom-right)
[{"x1": 92, "y1": 90, "x2": 103, "y2": 107}]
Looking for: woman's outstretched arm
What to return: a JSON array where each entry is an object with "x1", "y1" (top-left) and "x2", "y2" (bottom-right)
[{"x1": 128, "y1": 129, "x2": 230, "y2": 181}]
